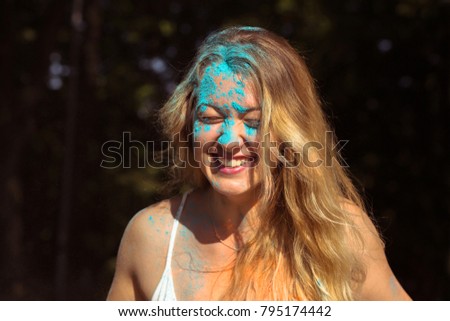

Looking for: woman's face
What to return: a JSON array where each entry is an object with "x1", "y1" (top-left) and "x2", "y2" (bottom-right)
[{"x1": 193, "y1": 62, "x2": 262, "y2": 197}]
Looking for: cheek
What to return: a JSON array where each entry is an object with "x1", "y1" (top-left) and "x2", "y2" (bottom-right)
[
  {"x1": 244, "y1": 124, "x2": 258, "y2": 138},
  {"x1": 193, "y1": 119, "x2": 203, "y2": 140},
  {"x1": 193, "y1": 120, "x2": 220, "y2": 143}
]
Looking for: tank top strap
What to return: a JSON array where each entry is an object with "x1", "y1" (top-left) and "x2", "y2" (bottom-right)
[{"x1": 163, "y1": 190, "x2": 192, "y2": 270}]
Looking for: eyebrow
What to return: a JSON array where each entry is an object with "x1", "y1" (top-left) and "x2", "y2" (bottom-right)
[{"x1": 240, "y1": 107, "x2": 261, "y2": 112}]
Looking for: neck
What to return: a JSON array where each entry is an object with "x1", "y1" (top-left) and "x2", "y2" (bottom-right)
[{"x1": 207, "y1": 186, "x2": 260, "y2": 239}]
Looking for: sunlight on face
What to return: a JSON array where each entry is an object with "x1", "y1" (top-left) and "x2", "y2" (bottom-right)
[{"x1": 193, "y1": 62, "x2": 262, "y2": 196}]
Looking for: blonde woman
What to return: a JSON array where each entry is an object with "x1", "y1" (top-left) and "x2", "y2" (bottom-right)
[{"x1": 107, "y1": 26, "x2": 411, "y2": 300}]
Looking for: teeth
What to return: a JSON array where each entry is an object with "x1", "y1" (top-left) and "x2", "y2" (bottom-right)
[{"x1": 223, "y1": 159, "x2": 248, "y2": 167}]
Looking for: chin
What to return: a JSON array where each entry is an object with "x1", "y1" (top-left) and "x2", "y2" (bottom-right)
[{"x1": 209, "y1": 179, "x2": 259, "y2": 197}]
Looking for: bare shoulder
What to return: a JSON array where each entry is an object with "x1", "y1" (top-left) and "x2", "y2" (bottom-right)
[
  {"x1": 127, "y1": 198, "x2": 175, "y2": 244},
  {"x1": 340, "y1": 200, "x2": 411, "y2": 300},
  {"x1": 340, "y1": 200, "x2": 382, "y2": 249},
  {"x1": 107, "y1": 195, "x2": 183, "y2": 300}
]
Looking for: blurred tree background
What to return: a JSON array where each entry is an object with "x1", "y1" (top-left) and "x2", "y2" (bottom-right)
[{"x1": 0, "y1": 0, "x2": 448, "y2": 300}]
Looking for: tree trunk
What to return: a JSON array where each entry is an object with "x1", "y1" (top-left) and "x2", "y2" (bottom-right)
[
  {"x1": 0, "y1": 0, "x2": 67, "y2": 299},
  {"x1": 54, "y1": 0, "x2": 85, "y2": 300}
]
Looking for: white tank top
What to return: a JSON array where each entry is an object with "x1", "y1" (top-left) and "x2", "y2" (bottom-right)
[{"x1": 151, "y1": 190, "x2": 191, "y2": 301}]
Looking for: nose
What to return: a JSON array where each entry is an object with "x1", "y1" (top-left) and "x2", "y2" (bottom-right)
[{"x1": 217, "y1": 118, "x2": 245, "y2": 150}]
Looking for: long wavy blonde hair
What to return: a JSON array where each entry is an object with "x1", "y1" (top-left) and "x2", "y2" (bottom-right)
[{"x1": 159, "y1": 26, "x2": 370, "y2": 300}]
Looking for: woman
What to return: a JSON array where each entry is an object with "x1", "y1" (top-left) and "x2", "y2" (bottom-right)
[{"x1": 107, "y1": 26, "x2": 411, "y2": 300}]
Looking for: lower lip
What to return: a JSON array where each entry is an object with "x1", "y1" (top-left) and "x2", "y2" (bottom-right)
[
  {"x1": 219, "y1": 165, "x2": 247, "y2": 175},
  {"x1": 216, "y1": 159, "x2": 256, "y2": 174}
]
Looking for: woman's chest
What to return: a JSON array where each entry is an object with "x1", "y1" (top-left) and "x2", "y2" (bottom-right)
[{"x1": 171, "y1": 245, "x2": 235, "y2": 300}]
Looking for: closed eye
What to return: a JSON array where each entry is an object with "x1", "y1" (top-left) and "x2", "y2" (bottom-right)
[
  {"x1": 198, "y1": 115, "x2": 224, "y2": 124},
  {"x1": 244, "y1": 119, "x2": 260, "y2": 128}
]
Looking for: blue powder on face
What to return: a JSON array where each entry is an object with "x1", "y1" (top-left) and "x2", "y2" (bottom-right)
[
  {"x1": 217, "y1": 118, "x2": 235, "y2": 144},
  {"x1": 197, "y1": 61, "x2": 234, "y2": 110},
  {"x1": 193, "y1": 119, "x2": 202, "y2": 138},
  {"x1": 197, "y1": 68, "x2": 217, "y2": 107},
  {"x1": 231, "y1": 101, "x2": 247, "y2": 114},
  {"x1": 216, "y1": 92, "x2": 227, "y2": 99},
  {"x1": 235, "y1": 87, "x2": 244, "y2": 102},
  {"x1": 244, "y1": 124, "x2": 258, "y2": 137},
  {"x1": 218, "y1": 130, "x2": 232, "y2": 144},
  {"x1": 234, "y1": 88, "x2": 245, "y2": 96},
  {"x1": 211, "y1": 60, "x2": 234, "y2": 79},
  {"x1": 195, "y1": 50, "x2": 260, "y2": 142},
  {"x1": 193, "y1": 115, "x2": 212, "y2": 139}
]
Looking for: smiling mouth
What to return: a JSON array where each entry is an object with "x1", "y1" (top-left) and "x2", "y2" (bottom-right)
[
  {"x1": 222, "y1": 158, "x2": 251, "y2": 167},
  {"x1": 208, "y1": 156, "x2": 257, "y2": 169}
]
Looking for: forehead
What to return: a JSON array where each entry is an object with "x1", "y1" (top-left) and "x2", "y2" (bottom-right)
[{"x1": 197, "y1": 61, "x2": 259, "y2": 108}]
